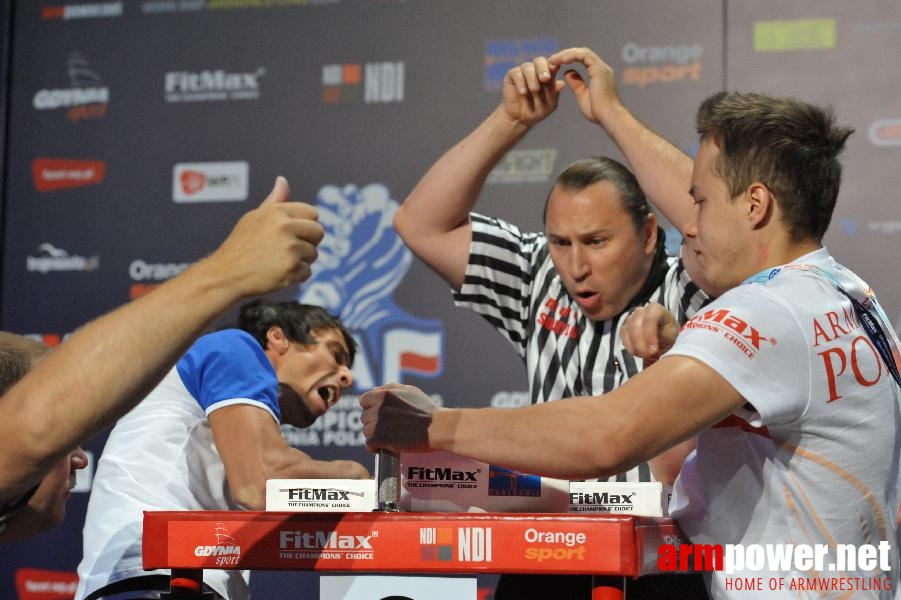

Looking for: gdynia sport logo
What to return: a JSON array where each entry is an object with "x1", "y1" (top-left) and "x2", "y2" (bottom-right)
[{"x1": 658, "y1": 541, "x2": 893, "y2": 593}]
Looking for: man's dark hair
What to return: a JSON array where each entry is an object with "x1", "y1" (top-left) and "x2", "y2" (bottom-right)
[
  {"x1": 543, "y1": 156, "x2": 651, "y2": 231},
  {"x1": 237, "y1": 300, "x2": 356, "y2": 367},
  {"x1": 0, "y1": 332, "x2": 49, "y2": 396},
  {"x1": 696, "y1": 91, "x2": 854, "y2": 242}
]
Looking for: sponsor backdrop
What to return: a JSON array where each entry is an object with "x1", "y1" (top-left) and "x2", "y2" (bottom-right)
[{"x1": 0, "y1": 1, "x2": 897, "y2": 598}]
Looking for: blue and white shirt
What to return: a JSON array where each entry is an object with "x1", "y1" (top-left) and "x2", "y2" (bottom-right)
[{"x1": 75, "y1": 329, "x2": 279, "y2": 600}]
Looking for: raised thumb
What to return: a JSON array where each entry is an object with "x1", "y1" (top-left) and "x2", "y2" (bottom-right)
[{"x1": 261, "y1": 175, "x2": 290, "y2": 206}]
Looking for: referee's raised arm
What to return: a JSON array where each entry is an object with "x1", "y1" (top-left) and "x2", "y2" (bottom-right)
[{"x1": 393, "y1": 55, "x2": 564, "y2": 291}]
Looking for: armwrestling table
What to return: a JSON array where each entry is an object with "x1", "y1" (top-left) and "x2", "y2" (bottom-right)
[{"x1": 143, "y1": 511, "x2": 687, "y2": 600}]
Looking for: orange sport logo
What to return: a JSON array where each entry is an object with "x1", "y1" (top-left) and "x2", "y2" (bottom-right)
[{"x1": 620, "y1": 42, "x2": 704, "y2": 88}]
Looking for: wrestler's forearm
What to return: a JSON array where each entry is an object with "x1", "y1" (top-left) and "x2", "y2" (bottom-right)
[
  {"x1": 393, "y1": 107, "x2": 531, "y2": 288},
  {"x1": 398, "y1": 106, "x2": 530, "y2": 236},
  {"x1": 599, "y1": 103, "x2": 694, "y2": 232},
  {"x1": 426, "y1": 358, "x2": 740, "y2": 481},
  {"x1": 0, "y1": 256, "x2": 241, "y2": 500},
  {"x1": 426, "y1": 400, "x2": 630, "y2": 480}
]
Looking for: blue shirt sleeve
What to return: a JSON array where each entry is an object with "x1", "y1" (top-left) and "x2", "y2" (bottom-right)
[{"x1": 176, "y1": 329, "x2": 281, "y2": 421}]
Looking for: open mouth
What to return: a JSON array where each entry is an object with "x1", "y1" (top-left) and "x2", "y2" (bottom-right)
[{"x1": 318, "y1": 386, "x2": 338, "y2": 407}]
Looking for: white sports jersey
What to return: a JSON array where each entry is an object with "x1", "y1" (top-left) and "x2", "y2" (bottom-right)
[
  {"x1": 75, "y1": 330, "x2": 281, "y2": 600},
  {"x1": 668, "y1": 248, "x2": 901, "y2": 599}
]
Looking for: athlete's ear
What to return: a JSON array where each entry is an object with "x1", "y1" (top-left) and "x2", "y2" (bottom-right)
[
  {"x1": 746, "y1": 182, "x2": 774, "y2": 229},
  {"x1": 265, "y1": 326, "x2": 289, "y2": 355}
]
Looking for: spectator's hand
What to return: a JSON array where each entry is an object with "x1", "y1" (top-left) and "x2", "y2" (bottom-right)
[
  {"x1": 548, "y1": 47, "x2": 621, "y2": 126},
  {"x1": 207, "y1": 177, "x2": 325, "y2": 297},
  {"x1": 500, "y1": 56, "x2": 566, "y2": 127},
  {"x1": 621, "y1": 303, "x2": 679, "y2": 366},
  {"x1": 359, "y1": 383, "x2": 437, "y2": 453}
]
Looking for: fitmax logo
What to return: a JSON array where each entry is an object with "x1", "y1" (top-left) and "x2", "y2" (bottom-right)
[
  {"x1": 165, "y1": 69, "x2": 264, "y2": 102},
  {"x1": 684, "y1": 308, "x2": 774, "y2": 357},
  {"x1": 407, "y1": 467, "x2": 478, "y2": 481},
  {"x1": 284, "y1": 488, "x2": 354, "y2": 501},
  {"x1": 569, "y1": 492, "x2": 635, "y2": 505},
  {"x1": 279, "y1": 531, "x2": 373, "y2": 550}
]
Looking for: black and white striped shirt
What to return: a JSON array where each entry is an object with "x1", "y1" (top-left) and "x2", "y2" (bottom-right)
[{"x1": 453, "y1": 213, "x2": 709, "y2": 482}]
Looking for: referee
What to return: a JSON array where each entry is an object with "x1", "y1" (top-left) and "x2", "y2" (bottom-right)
[{"x1": 392, "y1": 48, "x2": 710, "y2": 599}]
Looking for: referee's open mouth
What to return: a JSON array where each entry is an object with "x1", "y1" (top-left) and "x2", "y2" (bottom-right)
[{"x1": 574, "y1": 289, "x2": 600, "y2": 309}]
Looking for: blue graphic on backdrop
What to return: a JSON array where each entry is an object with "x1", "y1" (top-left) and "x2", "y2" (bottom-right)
[
  {"x1": 839, "y1": 219, "x2": 857, "y2": 236},
  {"x1": 484, "y1": 37, "x2": 559, "y2": 91},
  {"x1": 298, "y1": 183, "x2": 444, "y2": 392}
]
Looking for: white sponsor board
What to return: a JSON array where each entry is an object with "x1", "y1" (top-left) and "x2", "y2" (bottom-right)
[
  {"x1": 568, "y1": 481, "x2": 671, "y2": 516},
  {"x1": 399, "y1": 451, "x2": 569, "y2": 513},
  {"x1": 172, "y1": 161, "x2": 248, "y2": 203},
  {"x1": 265, "y1": 479, "x2": 376, "y2": 512}
]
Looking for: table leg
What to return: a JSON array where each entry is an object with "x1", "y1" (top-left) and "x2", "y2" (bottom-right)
[
  {"x1": 161, "y1": 569, "x2": 207, "y2": 599},
  {"x1": 591, "y1": 575, "x2": 625, "y2": 600}
]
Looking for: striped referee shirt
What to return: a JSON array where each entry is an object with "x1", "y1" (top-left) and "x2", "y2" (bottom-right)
[{"x1": 453, "y1": 213, "x2": 709, "y2": 482}]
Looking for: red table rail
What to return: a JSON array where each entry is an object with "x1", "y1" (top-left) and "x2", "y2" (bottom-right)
[{"x1": 143, "y1": 511, "x2": 687, "y2": 599}]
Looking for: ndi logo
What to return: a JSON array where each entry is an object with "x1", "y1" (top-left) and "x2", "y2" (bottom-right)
[
  {"x1": 419, "y1": 527, "x2": 453, "y2": 561},
  {"x1": 322, "y1": 62, "x2": 404, "y2": 104},
  {"x1": 419, "y1": 527, "x2": 492, "y2": 563},
  {"x1": 457, "y1": 527, "x2": 492, "y2": 562}
]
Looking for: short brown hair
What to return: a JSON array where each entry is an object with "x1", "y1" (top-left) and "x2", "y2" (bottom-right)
[{"x1": 696, "y1": 91, "x2": 853, "y2": 242}]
